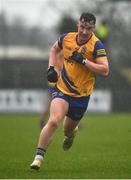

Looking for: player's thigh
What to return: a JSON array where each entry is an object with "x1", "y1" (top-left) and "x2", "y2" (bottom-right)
[{"x1": 50, "y1": 97, "x2": 69, "y2": 121}]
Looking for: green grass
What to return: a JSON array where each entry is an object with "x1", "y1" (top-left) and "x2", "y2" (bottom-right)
[{"x1": 0, "y1": 113, "x2": 131, "y2": 179}]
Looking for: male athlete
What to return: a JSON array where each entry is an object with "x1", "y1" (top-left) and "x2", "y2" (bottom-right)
[{"x1": 30, "y1": 12, "x2": 109, "y2": 170}]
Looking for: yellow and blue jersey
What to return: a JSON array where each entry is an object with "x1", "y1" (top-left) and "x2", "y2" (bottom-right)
[{"x1": 57, "y1": 32, "x2": 107, "y2": 97}]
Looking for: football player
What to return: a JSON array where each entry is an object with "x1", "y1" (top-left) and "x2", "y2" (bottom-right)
[{"x1": 30, "y1": 12, "x2": 109, "y2": 170}]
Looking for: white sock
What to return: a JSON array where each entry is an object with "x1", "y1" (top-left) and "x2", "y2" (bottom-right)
[{"x1": 35, "y1": 155, "x2": 43, "y2": 160}]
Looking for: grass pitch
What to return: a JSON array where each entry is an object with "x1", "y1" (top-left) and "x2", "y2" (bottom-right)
[{"x1": 0, "y1": 113, "x2": 131, "y2": 179}]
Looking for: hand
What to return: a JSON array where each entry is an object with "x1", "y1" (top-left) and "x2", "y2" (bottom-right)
[
  {"x1": 71, "y1": 51, "x2": 87, "y2": 65},
  {"x1": 47, "y1": 66, "x2": 58, "y2": 83}
]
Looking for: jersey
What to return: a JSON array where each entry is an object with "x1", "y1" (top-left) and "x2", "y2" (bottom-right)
[{"x1": 56, "y1": 32, "x2": 107, "y2": 97}]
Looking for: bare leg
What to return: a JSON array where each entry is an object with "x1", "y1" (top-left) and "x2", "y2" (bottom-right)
[
  {"x1": 63, "y1": 116, "x2": 80, "y2": 151},
  {"x1": 38, "y1": 98, "x2": 69, "y2": 149},
  {"x1": 30, "y1": 98, "x2": 69, "y2": 170},
  {"x1": 63, "y1": 116, "x2": 79, "y2": 136}
]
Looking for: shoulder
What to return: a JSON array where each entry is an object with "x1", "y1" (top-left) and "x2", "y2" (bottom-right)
[
  {"x1": 59, "y1": 33, "x2": 68, "y2": 41},
  {"x1": 94, "y1": 40, "x2": 105, "y2": 49},
  {"x1": 58, "y1": 33, "x2": 68, "y2": 49},
  {"x1": 91, "y1": 33, "x2": 100, "y2": 42},
  {"x1": 60, "y1": 32, "x2": 77, "y2": 40},
  {"x1": 58, "y1": 32, "x2": 77, "y2": 48}
]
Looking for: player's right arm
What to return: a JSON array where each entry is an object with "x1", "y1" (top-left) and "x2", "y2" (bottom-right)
[
  {"x1": 47, "y1": 41, "x2": 62, "y2": 83},
  {"x1": 48, "y1": 41, "x2": 62, "y2": 67},
  {"x1": 47, "y1": 34, "x2": 67, "y2": 83},
  {"x1": 49, "y1": 33, "x2": 67, "y2": 67}
]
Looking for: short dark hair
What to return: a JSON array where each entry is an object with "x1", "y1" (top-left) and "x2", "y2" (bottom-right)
[{"x1": 80, "y1": 12, "x2": 96, "y2": 25}]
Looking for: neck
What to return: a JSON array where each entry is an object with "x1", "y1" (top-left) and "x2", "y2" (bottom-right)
[{"x1": 77, "y1": 33, "x2": 92, "y2": 45}]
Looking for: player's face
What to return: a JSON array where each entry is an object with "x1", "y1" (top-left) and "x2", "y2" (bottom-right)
[{"x1": 77, "y1": 20, "x2": 95, "y2": 41}]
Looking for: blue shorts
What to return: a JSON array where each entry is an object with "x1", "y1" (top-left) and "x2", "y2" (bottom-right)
[{"x1": 49, "y1": 86, "x2": 90, "y2": 121}]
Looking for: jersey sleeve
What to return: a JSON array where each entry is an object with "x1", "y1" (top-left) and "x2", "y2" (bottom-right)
[
  {"x1": 58, "y1": 33, "x2": 68, "y2": 49},
  {"x1": 93, "y1": 41, "x2": 107, "y2": 58}
]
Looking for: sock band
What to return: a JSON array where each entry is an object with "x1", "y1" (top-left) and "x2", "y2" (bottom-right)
[{"x1": 36, "y1": 147, "x2": 46, "y2": 157}]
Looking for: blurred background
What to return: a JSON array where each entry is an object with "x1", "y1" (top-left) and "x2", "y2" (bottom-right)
[{"x1": 0, "y1": 0, "x2": 131, "y2": 114}]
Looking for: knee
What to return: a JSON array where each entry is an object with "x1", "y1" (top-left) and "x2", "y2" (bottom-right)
[
  {"x1": 48, "y1": 115, "x2": 62, "y2": 129},
  {"x1": 48, "y1": 120, "x2": 58, "y2": 129}
]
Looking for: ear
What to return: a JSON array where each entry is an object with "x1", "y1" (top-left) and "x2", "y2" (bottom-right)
[{"x1": 92, "y1": 24, "x2": 96, "y2": 31}]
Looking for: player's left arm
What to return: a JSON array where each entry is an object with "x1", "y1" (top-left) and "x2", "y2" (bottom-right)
[
  {"x1": 85, "y1": 56, "x2": 109, "y2": 76},
  {"x1": 70, "y1": 40, "x2": 109, "y2": 76},
  {"x1": 85, "y1": 40, "x2": 109, "y2": 76}
]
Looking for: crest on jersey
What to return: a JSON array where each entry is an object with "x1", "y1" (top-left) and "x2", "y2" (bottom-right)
[{"x1": 81, "y1": 46, "x2": 87, "y2": 56}]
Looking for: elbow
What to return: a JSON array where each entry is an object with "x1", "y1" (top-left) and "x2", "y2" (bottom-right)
[
  {"x1": 103, "y1": 72, "x2": 109, "y2": 77},
  {"x1": 101, "y1": 67, "x2": 109, "y2": 77},
  {"x1": 103, "y1": 69, "x2": 109, "y2": 77}
]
